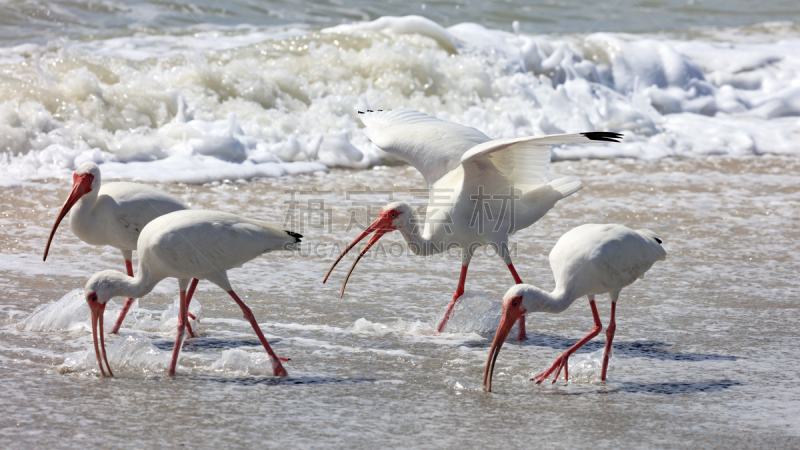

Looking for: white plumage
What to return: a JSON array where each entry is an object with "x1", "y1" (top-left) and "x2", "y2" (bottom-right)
[
  {"x1": 361, "y1": 109, "x2": 489, "y2": 185},
  {"x1": 43, "y1": 161, "x2": 197, "y2": 335},
  {"x1": 44, "y1": 162, "x2": 186, "y2": 259},
  {"x1": 326, "y1": 109, "x2": 622, "y2": 337},
  {"x1": 83, "y1": 209, "x2": 301, "y2": 378},
  {"x1": 483, "y1": 224, "x2": 667, "y2": 392},
  {"x1": 138, "y1": 210, "x2": 300, "y2": 288}
]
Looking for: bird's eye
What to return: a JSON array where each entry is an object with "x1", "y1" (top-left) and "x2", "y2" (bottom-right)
[
  {"x1": 390, "y1": 213, "x2": 396, "y2": 218},
  {"x1": 512, "y1": 301, "x2": 518, "y2": 307}
]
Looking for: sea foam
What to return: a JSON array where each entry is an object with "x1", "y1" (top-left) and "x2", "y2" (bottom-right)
[
  {"x1": 22, "y1": 289, "x2": 120, "y2": 333},
  {"x1": 1, "y1": 17, "x2": 799, "y2": 183}
]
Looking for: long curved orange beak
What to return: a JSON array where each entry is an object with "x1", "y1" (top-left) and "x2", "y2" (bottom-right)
[
  {"x1": 89, "y1": 300, "x2": 114, "y2": 377},
  {"x1": 483, "y1": 297, "x2": 525, "y2": 392},
  {"x1": 43, "y1": 173, "x2": 93, "y2": 261},
  {"x1": 323, "y1": 213, "x2": 395, "y2": 298}
]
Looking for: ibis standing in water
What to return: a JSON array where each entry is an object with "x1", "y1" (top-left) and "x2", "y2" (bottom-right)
[
  {"x1": 324, "y1": 109, "x2": 621, "y2": 339},
  {"x1": 84, "y1": 209, "x2": 301, "y2": 377},
  {"x1": 483, "y1": 224, "x2": 666, "y2": 392},
  {"x1": 43, "y1": 161, "x2": 200, "y2": 335}
]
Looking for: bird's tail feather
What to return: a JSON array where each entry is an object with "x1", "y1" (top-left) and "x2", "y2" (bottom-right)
[
  {"x1": 636, "y1": 229, "x2": 667, "y2": 261},
  {"x1": 547, "y1": 177, "x2": 583, "y2": 199},
  {"x1": 636, "y1": 229, "x2": 663, "y2": 244}
]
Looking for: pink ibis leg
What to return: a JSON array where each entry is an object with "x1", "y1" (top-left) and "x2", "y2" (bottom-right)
[
  {"x1": 227, "y1": 290, "x2": 288, "y2": 377},
  {"x1": 600, "y1": 302, "x2": 617, "y2": 381},
  {"x1": 168, "y1": 289, "x2": 189, "y2": 376},
  {"x1": 507, "y1": 263, "x2": 527, "y2": 341},
  {"x1": 436, "y1": 264, "x2": 469, "y2": 333},
  {"x1": 183, "y1": 278, "x2": 199, "y2": 339},
  {"x1": 110, "y1": 259, "x2": 136, "y2": 334},
  {"x1": 532, "y1": 297, "x2": 603, "y2": 384}
]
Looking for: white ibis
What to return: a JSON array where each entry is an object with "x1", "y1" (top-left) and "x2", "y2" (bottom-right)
[
  {"x1": 83, "y1": 209, "x2": 301, "y2": 377},
  {"x1": 43, "y1": 161, "x2": 199, "y2": 335},
  {"x1": 483, "y1": 224, "x2": 667, "y2": 392},
  {"x1": 324, "y1": 109, "x2": 621, "y2": 339}
]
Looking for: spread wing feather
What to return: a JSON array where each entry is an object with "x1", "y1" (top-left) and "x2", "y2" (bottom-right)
[
  {"x1": 360, "y1": 109, "x2": 622, "y2": 239},
  {"x1": 460, "y1": 133, "x2": 619, "y2": 193},
  {"x1": 359, "y1": 109, "x2": 490, "y2": 185}
]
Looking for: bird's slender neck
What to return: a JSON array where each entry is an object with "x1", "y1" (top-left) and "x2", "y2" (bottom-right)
[
  {"x1": 524, "y1": 285, "x2": 579, "y2": 314},
  {"x1": 394, "y1": 208, "x2": 448, "y2": 256},
  {"x1": 106, "y1": 266, "x2": 160, "y2": 301},
  {"x1": 69, "y1": 187, "x2": 99, "y2": 223}
]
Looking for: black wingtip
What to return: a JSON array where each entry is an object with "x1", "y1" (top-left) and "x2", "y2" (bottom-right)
[
  {"x1": 286, "y1": 231, "x2": 303, "y2": 243},
  {"x1": 357, "y1": 111, "x2": 364, "y2": 114},
  {"x1": 581, "y1": 131, "x2": 623, "y2": 143},
  {"x1": 654, "y1": 237, "x2": 663, "y2": 244}
]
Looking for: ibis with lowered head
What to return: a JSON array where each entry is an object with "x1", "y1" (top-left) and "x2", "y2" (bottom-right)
[{"x1": 484, "y1": 223, "x2": 666, "y2": 392}]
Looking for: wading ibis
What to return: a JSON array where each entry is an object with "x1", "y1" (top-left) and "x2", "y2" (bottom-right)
[
  {"x1": 83, "y1": 209, "x2": 301, "y2": 377},
  {"x1": 43, "y1": 161, "x2": 200, "y2": 335},
  {"x1": 324, "y1": 109, "x2": 621, "y2": 339},
  {"x1": 483, "y1": 224, "x2": 666, "y2": 392}
]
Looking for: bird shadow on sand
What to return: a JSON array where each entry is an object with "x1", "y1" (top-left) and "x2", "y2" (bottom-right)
[
  {"x1": 149, "y1": 337, "x2": 281, "y2": 352},
  {"x1": 613, "y1": 379, "x2": 742, "y2": 394},
  {"x1": 183, "y1": 375, "x2": 379, "y2": 386},
  {"x1": 511, "y1": 333, "x2": 739, "y2": 362},
  {"x1": 543, "y1": 379, "x2": 742, "y2": 396}
]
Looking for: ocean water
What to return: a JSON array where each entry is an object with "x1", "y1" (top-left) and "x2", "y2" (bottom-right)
[
  {"x1": 1, "y1": 3, "x2": 800, "y2": 184},
  {"x1": 1, "y1": 0, "x2": 800, "y2": 447}
]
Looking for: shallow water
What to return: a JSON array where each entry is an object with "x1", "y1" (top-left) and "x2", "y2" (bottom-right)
[
  {"x1": 1, "y1": 156, "x2": 799, "y2": 447},
  {"x1": 2, "y1": 0, "x2": 800, "y2": 445}
]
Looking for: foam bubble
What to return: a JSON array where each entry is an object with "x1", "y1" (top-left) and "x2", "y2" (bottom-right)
[
  {"x1": 208, "y1": 348, "x2": 276, "y2": 375},
  {"x1": 22, "y1": 289, "x2": 120, "y2": 333},
  {"x1": 435, "y1": 293, "x2": 522, "y2": 339},
  {"x1": 58, "y1": 334, "x2": 169, "y2": 376},
  {"x1": 156, "y1": 296, "x2": 202, "y2": 337},
  {"x1": 550, "y1": 347, "x2": 612, "y2": 383},
  {"x1": 323, "y1": 15, "x2": 458, "y2": 54}
]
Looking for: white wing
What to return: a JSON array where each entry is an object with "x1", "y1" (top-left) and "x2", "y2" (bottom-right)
[
  {"x1": 141, "y1": 211, "x2": 300, "y2": 283},
  {"x1": 420, "y1": 133, "x2": 621, "y2": 238},
  {"x1": 360, "y1": 109, "x2": 621, "y2": 238},
  {"x1": 100, "y1": 182, "x2": 187, "y2": 235},
  {"x1": 421, "y1": 165, "x2": 464, "y2": 239},
  {"x1": 550, "y1": 224, "x2": 665, "y2": 298},
  {"x1": 359, "y1": 109, "x2": 490, "y2": 186},
  {"x1": 460, "y1": 133, "x2": 622, "y2": 193}
]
